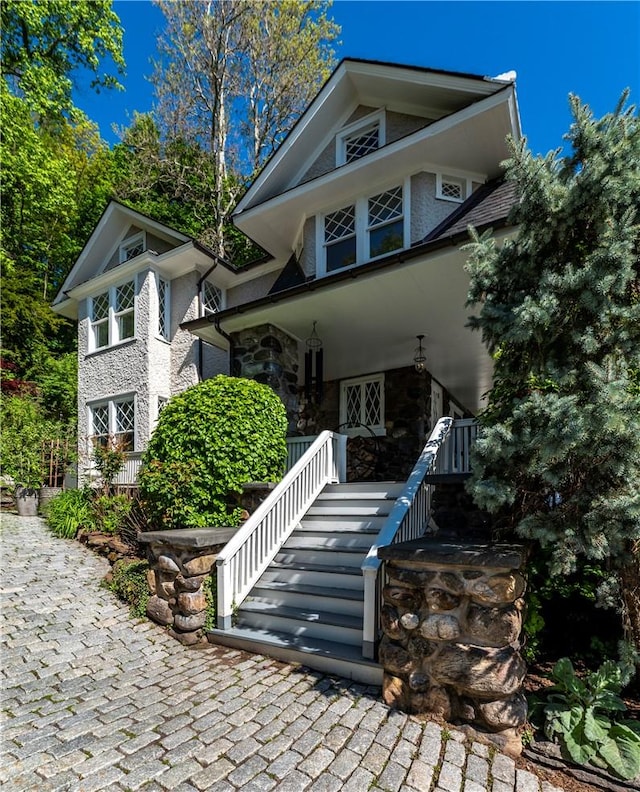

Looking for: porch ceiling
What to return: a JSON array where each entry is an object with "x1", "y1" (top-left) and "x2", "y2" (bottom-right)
[{"x1": 194, "y1": 244, "x2": 497, "y2": 414}]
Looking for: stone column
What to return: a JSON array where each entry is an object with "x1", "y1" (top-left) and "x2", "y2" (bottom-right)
[
  {"x1": 231, "y1": 324, "x2": 299, "y2": 432},
  {"x1": 139, "y1": 528, "x2": 237, "y2": 646},
  {"x1": 377, "y1": 539, "x2": 528, "y2": 756}
]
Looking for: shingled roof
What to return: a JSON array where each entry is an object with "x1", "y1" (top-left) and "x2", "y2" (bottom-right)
[{"x1": 423, "y1": 178, "x2": 519, "y2": 243}]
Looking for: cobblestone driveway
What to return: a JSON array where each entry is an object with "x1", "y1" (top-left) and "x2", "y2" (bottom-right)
[{"x1": 0, "y1": 514, "x2": 562, "y2": 792}]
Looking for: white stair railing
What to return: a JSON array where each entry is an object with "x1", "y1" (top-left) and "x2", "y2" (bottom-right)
[
  {"x1": 285, "y1": 436, "x2": 318, "y2": 473},
  {"x1": 435, "y1": 418, "x2": 479, "y2": 474},
  {"x1": 216, "y1": 431, "x2": 347, "y2": 629},
  {"x1": 361, "y1": 417, "x2": 454, "y2": 659}
]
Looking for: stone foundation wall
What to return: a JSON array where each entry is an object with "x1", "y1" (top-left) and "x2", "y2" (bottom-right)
[
  {"x1": 139, "y1": 528, "x2": 237, "y2": 646},
  {"x1": 378, "y1": 539, "x2": 528, "y2": 756}
]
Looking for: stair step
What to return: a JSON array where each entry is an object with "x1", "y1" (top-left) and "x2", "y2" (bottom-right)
[
  {"x1": 206, "y1": 626, "x2": 383, "y2": 685},
  {"x1": 250, "y1": 588, "x2": 363, "y2": 617},
  {"x1": 299, "y1": 515, "x2": 386, "y2": 532},
  {"x1": 284, "y1": 533, "x2": 373, "y2": 551},
  {"x1": 275, "y1": 548, "x2": 364, "y2": 568},
  {"x1": 264, "y1": 563, "x2": 363, "y2": 591},
  {"x1": 320, "y1": 482, "x2": 403, "y2": 499},
  {"x1": 253, "y1": 580, "x2": 363, "y2": 603},
  {"x1": 238, "y1": 601, "x2": 362, "y2": 645},
  {"x1": 307, "y1": 500, "x2": 393, "y2": 516}
]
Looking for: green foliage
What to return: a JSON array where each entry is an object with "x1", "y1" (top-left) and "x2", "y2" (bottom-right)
[
  {"x1": 138, "y1": 375, "x2": 288, "y2": 529},
  {"x1": 44, "y1": 488, "x2": 93, "y2": 539},
  {"x1": 107, "y1": 559, "x2": 151, "y2": 620},
  {"x1": 204, "y1": 573, "x2": 217, "y2": 632},
  {"x1": 0, "y1": 394, "x2": 53, "y2": 487},
  {"x1": 92, "y1": 494, "x2": 133, "y2": 535},
  {"x1": 531, "y1": 658, "x2": 640, "y2": 780},
  {"x1": 465, "y1": 93, "x2": 640, "y2": 648},
  {"x1": 1, "y1": 0, "x2": 124, "y2": 121},
  {"x1": 92, "y1": 438, "x2": 127, "y2": 490}
]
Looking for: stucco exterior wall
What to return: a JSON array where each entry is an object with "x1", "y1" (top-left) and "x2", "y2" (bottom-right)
[
  {"x1": 169, "y1": 271, "x2": 204, "y2": 396},
  {"x1": 300, "y1": 217, "x2": 316, "y2": 278},
  {"x1": 227, "y1": 271, "x2": 280, "y2": 308},
  {"x1": 410, "y1": 172, "x2": 459, "y2": 242}
]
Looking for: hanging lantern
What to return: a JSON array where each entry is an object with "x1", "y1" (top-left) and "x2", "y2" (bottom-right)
[
  {"x1": 305, "y1": 321, "x2": 324, "y2": 405},
  {"x1": 413, "y1": 334, "x2": 427, "y2": 372}
]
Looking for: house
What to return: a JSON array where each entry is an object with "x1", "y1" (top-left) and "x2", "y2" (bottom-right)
[{"x1": 53, "y1": 58, "x2": 521, "y2": 681}]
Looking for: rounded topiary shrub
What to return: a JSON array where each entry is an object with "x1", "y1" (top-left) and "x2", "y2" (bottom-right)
[{"x1": 138, "y1": 375, "x2": 288, "y2": 529}]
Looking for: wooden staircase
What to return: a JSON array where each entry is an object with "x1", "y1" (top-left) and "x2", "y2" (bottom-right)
[{"x1": 207, "y1": 481, "x2": 403, "y2": 684}]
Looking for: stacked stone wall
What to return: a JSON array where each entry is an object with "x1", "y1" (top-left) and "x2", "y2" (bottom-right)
[{"x1": 378, "y1": 540, "x2": 528, "y2": 756}]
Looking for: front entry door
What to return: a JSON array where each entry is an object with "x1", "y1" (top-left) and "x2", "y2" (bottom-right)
[{"x1": 430, "y1": 380, "x2": 443, "y2": 432}]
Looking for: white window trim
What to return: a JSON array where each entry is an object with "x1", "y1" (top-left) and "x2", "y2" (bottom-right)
[
  {"x1": 339, "y1": 373, "x2": 386, "y2": 437},
  {"x1": 200, "y1": 279, "x2": 226, "y2": 317},
  {"x1": 119, "y1": 231, "x2": 146, "y2": 263},
  {"x1": 88, "y1": 277, "x2": 137, "y2": 353},
  {"x1": 88, "y1": 394, "x2": 136, "y2": 452},
  {"x1": 157, "y1": 275, "x2": 170, "y2": 340},
  {"x1": 436, "y1": 173, "x2": 473, "y2": 204},
  {"x1": 336, "y1": 109, "x2": 386, "y2": 167},
  {"x1": 316, "y1": 177, "x2": 411, "y2": 278}
]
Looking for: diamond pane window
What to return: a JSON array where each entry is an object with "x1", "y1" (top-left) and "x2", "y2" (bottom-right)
[
  {"x1": 92, "y1": 292, "x2": 109, "y2": 321},
  {"x1": 115, "y1": 400, "x2": 135, "y2": 449},
  {"x1": 114, "y1": 281, "x2": 135, "y2": 341},
  {"x1": 325, "y1": 205, "x2": 357, "y2": 272},
  {"x1": 158, "y1": 278, "x2": 169, "y2": 338},
  {"x1": 368, "y1": 187, "x2": 403, "y2": 258},
  {"x1": 120, "y1": 234, "x2": 145, "y2": 262},
  {"x1": 344, "y1": 124, "x2": 379, "y2": 164},
  {"x1": 340, "y1": 374, "x2": 385, "y2": 434},
  {"x1": 441, "y1": 179, "x2": 463, "y2": 200},
  {"x1": 202, "y1": 281, "x2": 223, "y2": 315},
  {"x1": 92, "y1": 404, "x2": 109, "y2": 446},
  {"x1": 116, "y1": 281, "x2": 135, "y2": 311}
]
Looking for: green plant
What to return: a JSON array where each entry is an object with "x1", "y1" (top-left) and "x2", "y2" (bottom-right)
[
  {"x1": 107, "y1": 559, "x2": 150, "y2": 619},
  {"x1": 204, "y1": 573, "x2": 217, "y2": 631},
  {"x1": 91, "y1": 493, "x2": 133, "y2": 534},
  {"x1": 0, "y1": 394, "x2": 47, "y2": 488},
  {"x1": 532, "y1": 657, "x2": 640, "y2": 780},
  {"x1": 138, "y1": 375, "x2": 288, "y2": 529},
  {"x1": 92, "y1": 436, "x2": 127, "y2": 491},
  {"x1": 44, "y1": 488, "x2": 93, "y2": 538}
]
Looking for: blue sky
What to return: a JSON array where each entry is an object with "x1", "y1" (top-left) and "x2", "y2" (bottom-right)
[{"x1": 74, "y1": 0, "x2": 640, "y2": 158}]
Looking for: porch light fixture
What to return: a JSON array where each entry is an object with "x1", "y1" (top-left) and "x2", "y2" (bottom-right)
[
  {"x1": 413, "y1": 334, "x2": 427, "y2": 372},
  {"x1": 305, "y1": 321, "x2": 324, "y2": 405}
]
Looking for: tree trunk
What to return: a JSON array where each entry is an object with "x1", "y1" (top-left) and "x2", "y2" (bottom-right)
[{"x1": 619, "y1": 542, "x2": 640, "y2": 654}]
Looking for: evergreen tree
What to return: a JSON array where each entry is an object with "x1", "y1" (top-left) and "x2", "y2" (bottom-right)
[{"x1": 465, "y1": 93, "x2": 640, "y2": 651}]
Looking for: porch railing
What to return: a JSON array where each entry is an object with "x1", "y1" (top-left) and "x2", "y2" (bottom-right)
[
  {"x1": 112, "y1": 452, "x2": 143, "y2": 486},
  {"x1": 216, "y1": 431, "x2": 347, "y2": 629},
  {"x1": 435, "y1": 418, "x2": 479, "y2": 475},
  {"x1": 286, "y1": 436, "x2": 320, "y2": 473},
  {"x1": 360, "y1": 417, "x2": 454, "y2": 659}
]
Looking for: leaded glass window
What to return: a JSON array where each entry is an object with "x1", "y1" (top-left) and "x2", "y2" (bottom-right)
[
  {"x1": 202, "y1": 281, "x2": 223, "y2": 315},
  {"x1": 158, "y1": 278, "x2": 169, "y2": 339},
  {"x1": 344, "y1": 124, "x2": 379, "y2": 164},
  {"x1": 368, "y1": 187, "x2": 403, "y2": 259},
  {"x1": 340, "y1": 374, "x2": 385, "y2": 434},
  {"x1": 324, "y1": 205, "x2": 356, "y2": 272}
]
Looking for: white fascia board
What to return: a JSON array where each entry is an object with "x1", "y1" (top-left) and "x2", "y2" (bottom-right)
[
  {"x1": 236, "y1": 86, "x2": 514, "y2": 225},
  {"x1": 65, "y1": 254, "x2": 157, "y2": 301},
  {"x1": 51, "y1": 296, "x2": 77, "y2": 320},
  {"x1": 235, "y1": 62, "x2": 350, "y2": 215},
  {"x1": 53, "y1": 202, "x2": 192, "y2": 305}
]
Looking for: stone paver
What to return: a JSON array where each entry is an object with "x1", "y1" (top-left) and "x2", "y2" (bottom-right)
[{"x1": 0, "y1": 514, "x2": 566, "y2": 792}]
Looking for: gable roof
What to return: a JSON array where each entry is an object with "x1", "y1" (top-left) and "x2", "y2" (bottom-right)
[{"x1": 235, "y1": 58, "x2": 520, "y2": 217}]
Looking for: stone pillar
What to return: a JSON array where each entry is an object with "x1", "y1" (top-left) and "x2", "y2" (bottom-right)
[
  {"x1": 231, "y1": 324, "x2": 299, "y2": 432},
  {"x1": 377, "y1": 539, "x2": 528, "y2": 756},
  {"x1": 139, "y1": 528, "x2": 237, "y2": 646}
]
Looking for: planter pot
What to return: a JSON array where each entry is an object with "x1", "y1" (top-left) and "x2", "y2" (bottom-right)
[
  {"x1": 39, "y1": 486, "x2": 62, "y2": 513},
  {"x1": 15, "y1": 487, "x2": 40, "y2": 517}
]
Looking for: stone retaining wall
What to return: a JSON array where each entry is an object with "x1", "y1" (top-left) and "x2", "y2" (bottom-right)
[
  {"x1": 139, "y1": 528, "x2": 236, "y2": 646},
  {"x1": 378, "y1": 539, "x2": 528, "y2": 756}
]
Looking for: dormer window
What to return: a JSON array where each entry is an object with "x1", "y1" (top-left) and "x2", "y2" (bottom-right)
[
  {"x1": 336, "y1": 110, "x2": 385, "y2": 166},
  {"x1": 436, "y1": 174, "x2": 472, "y2": 204},
  {"x1": 201, "y1": 280, "x2": 224, "y2": 315},
  {"x1": 119, "y1": 232, "x2": 145, "y2": 263}
]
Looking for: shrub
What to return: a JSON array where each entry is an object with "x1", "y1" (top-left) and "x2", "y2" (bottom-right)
[
  {"x1": 92, "y1": 493, "x2": 133, "y2": 535},
  {"x1": 138, "y1": 375, "x2": 288, "y2": 529},
  {"x1": 107, "y1": 559, "x2": 150, "y2": 619},
  {"x1": 44, "y1": 488, "x2": 93, "y2": 538}
]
